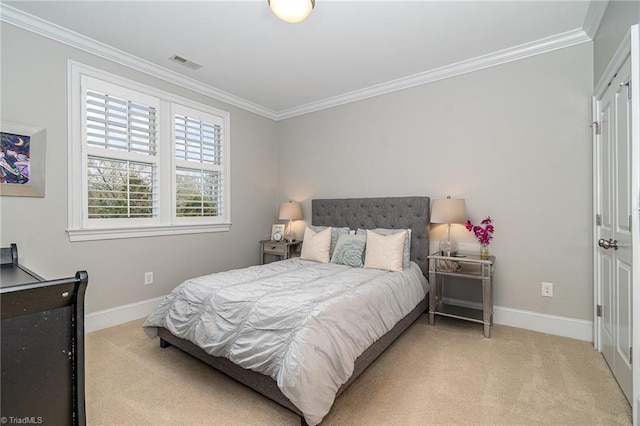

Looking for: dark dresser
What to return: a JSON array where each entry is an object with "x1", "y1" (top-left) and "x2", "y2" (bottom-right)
[{"x1": 1, "y1": 244, "x2": 88, "y2": 425}]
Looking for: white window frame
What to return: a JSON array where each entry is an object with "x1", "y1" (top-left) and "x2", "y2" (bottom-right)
[
  {"x1": 67, "y1": 61, "x2": 231, "y2": 241},
  {"x1": 83, "y1": 77, "x2": 162, "y2": 228},
  {"x1": 172, "y1": 103, "x2": 226, "y2": 225}
]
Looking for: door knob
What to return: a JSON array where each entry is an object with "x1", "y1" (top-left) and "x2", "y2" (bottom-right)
[{"x1": 598, "y1": 238, "x2": 618, "y2": 250}]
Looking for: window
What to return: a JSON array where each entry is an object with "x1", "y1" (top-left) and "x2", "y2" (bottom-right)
[
  {"x1": 85, "y1": 83, "x2": 159, "y2": 224},
  {"x1": 173, "y1": 105, "x2": 225, "y2": 220},
  {"x1": 67, "y1": 62, "x2": 231, "y2": 241}
]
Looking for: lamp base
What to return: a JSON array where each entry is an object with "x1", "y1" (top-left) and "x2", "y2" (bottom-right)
[
  {"x1": 438, "y1": 237, "x2": 459, "y2": 257},
  {"x1": 284, "y1": 220, "x2": 296, "y2": 243}
]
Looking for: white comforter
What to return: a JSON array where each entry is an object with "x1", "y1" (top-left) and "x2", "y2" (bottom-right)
[{"x1": 143, "y1": 258, "x2": 428, "y2": 425}]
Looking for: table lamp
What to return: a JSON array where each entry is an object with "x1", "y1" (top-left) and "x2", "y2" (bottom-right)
[
  {"x1": 279, "y1": 201, "x2": 303, "y2": 242},
  {"x1": 431, "y1": 196, "x2": 467, "y2": 256}
]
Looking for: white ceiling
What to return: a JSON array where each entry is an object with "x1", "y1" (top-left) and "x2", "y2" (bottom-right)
[{"x1": 3, "y1": 1, "x2": 594, "y2": 118}]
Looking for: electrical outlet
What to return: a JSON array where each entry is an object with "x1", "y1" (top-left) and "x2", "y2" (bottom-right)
[
  {"x1": 144, "y1": 272, "x2": 154, "y2": 285},
  {"x1": 541, "y1": 282, "x2": 553, "y2": 297}
]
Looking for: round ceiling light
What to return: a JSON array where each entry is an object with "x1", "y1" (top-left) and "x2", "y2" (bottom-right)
[{"x1": 268, "y1": 0, "x2": 315, "y2": 23}]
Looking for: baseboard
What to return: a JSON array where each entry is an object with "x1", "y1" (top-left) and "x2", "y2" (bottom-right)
[
  {"x1": 442, "y1": 297, "x2": 593, "y2": 342},
  {"x1": 87, "y1": 295, "x2": 593, "y2": 342},
  {"x1": 85, "y1": 296, "x2": 164, "y2": 333}
]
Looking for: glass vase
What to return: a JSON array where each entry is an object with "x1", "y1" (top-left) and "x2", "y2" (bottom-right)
[{"x1": 480, "y1": 244, "x2": 490, "y2": 260}]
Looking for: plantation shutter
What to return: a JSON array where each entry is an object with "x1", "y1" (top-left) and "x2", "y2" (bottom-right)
[
  {"x1": 173, "y1": 108, "x2": 224, "y2": 218},
  {"x1": 84, "y1": 85, "x2": 159, "y2": 219},
  {"x1": 70, "y1": 66, "x2": 231, "y2": 240}
]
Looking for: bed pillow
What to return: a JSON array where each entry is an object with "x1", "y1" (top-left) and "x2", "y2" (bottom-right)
[
  {"x1": 308, "y1": 225, "x2": 350, "y2": 256},
  {"x1": 330, "y1": 234, "x2": 367, "y2": 267},
  {"x1": 357, "y1": 228, "x2": 411, "y2": 269},
  {"x1": 363, "y1": 230, "x2": 406, "y2": 272},
  {"x1": 300, "y1": 226, "x2": 332, "y2": 263}
]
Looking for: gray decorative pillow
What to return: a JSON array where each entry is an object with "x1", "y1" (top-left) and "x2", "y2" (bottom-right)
[
  {"x1": 309, "y1": 225, "x2": 350, "y2": 256},
  {"x1": 331, "y1": 234, "x2": 367, "y2": 267},
  {"x1": 357, "y1": 228, "x2": 411, "y2": 270}
]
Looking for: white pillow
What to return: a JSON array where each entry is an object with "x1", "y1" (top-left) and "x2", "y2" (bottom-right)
[
  {"x1": 363, "y1": 230, "x2": 406, "y2": 272},
  {"x1": 357, "y1": 228, "x2": 411, "y2": 269},
  {"x1": 300, "y1": 226, "x2": 332, "y2": 263},
  {"x1": 308, "y1": 225, "x2": 350, "y2": 256}
]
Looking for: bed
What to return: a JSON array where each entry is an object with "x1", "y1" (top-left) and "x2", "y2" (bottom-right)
[{"x1": 143, "y1": 196, "x2": 430, "y2": 425}]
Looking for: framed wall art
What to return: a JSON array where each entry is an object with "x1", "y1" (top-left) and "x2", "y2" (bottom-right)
[{"x1": 0, "y1": 121, "x2": 46, "y2": 197}]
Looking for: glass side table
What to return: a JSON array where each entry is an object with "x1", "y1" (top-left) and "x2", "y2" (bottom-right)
[{"x1": 427, "y1": 252, "x2": 496, "y2": 338}]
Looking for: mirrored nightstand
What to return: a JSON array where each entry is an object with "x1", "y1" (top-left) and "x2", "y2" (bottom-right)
[{"x1": 427, "y1": 252, "x2": 495, "y2": 337}]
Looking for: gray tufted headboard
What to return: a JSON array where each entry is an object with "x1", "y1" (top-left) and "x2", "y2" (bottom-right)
[{"x1": 311, "y1": 196, "x2": 431, "y2": 275}]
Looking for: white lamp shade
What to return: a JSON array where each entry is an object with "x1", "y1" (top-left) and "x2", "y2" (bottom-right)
[
  {"x1": 279, "y1": 201, "x2": 303, "y2": 220},
  {"x1": 430, "y1": 198, "x2": 467, "y2": 224},
  {"x1": 269, "y1": 0, "x2": 315, "y2": 23}
]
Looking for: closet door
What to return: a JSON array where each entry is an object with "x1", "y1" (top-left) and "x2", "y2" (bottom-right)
[{"x1": 595, "y1": 54, "x2": 633, "y2": 403}]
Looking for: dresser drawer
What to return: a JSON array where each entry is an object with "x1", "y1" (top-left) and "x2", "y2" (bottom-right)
[{"x1": 263, "y1": 242, "x2": 286, "y2": 254}]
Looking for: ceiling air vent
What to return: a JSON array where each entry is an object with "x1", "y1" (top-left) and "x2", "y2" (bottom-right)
[{"x1": 169, "y1": 54, "x2": 202, "y2": 70}]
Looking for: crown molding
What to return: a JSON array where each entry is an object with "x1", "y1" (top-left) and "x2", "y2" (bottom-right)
[
  {"x1": 275, "y1": 28, "x2": 591, "y2": 120},
  {"x1": 0, "y1": 4, "x2": 278, "y2": 120},
  {"x1": 2, "y1": 4, "x2": 591, "y2": 122},
  {"x1": 582, "y1": 0, "x2": 609, "y2": 40}
]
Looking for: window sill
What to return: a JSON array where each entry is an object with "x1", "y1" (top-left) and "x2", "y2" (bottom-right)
[{"x1": 67, "y1": 223, "x2": 231, "y2": 242}]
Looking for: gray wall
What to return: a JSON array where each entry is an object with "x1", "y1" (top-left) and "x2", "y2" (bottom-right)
[
  {"x1": 0, "y1": 24, "x2": 280, "y2": 313},
  {"x1": 278, "y1": 43, "x2": 594, "y2": 320},
  {"x1": 1, "y1": 19, "x2": 597, "y2": 322},
  {"x1": 593, "y1": 0, "x2": 640, "y2": 86}
]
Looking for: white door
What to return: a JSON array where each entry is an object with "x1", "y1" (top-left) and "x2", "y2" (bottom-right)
[{"x1": 596, "y1": 54, "x2": 633, "y2": 403}]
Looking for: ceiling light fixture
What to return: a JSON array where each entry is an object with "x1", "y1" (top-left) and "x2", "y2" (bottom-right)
[{"x1": 268, "y1": 0, "x2": 315, "y2": 23}]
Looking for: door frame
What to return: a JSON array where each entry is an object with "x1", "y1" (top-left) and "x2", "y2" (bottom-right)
[
  {"x1": 632, "y1": 25, "x2": 640, "y2": 425},
  {"x1": 592, "y1": 24, "x2": 639, "y2": 425}
]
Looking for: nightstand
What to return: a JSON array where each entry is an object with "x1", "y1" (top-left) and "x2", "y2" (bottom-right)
[
  {"x1": 260, "y1": 240, "x2": 302, "y2": 264},
  {"x1": 427, "y1": 252, "x2": 495, "y2": 338}
]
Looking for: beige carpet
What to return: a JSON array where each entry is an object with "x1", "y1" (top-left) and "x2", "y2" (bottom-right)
[{"x1": 85, "y1": 315, "x2": 631, "y2": 425}]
